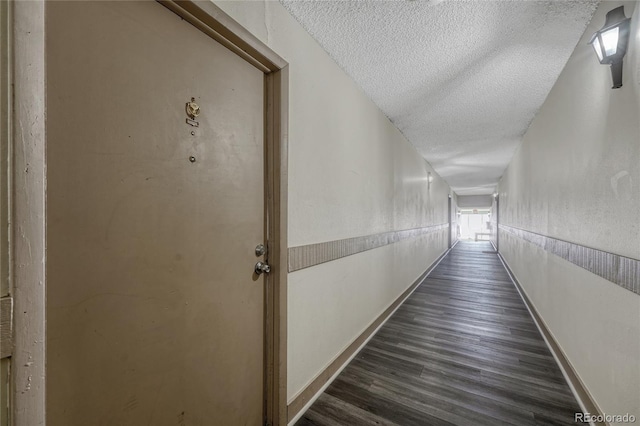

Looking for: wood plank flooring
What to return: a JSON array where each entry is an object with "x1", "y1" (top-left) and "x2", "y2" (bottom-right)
[{"x1": 295, "y1": 241, "x2": 584, "y2": 426}]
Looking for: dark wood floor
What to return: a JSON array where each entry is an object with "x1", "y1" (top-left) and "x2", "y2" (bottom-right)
[{"x1": 296, "y1": 241, "x2": 583, "y2": 426}]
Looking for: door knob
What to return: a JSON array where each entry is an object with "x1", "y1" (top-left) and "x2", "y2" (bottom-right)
[{"x1": 255, "y1": 261, "x2": 271, "y2": 275}]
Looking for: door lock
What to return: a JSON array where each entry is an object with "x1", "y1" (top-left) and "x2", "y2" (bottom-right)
[
  {"x1": 255, "y1": 262, "x2": 271, "y2": 275},
  {"x1": 255, "y1": 244, "x2": 267, "y2": 257}
]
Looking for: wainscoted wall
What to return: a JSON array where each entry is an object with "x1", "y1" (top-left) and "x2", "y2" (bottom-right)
[
  {"x1": 450, "y1": 193, "x2": 459, "y2": 247},
  {"x1": 498, "y1": 1, "x2": 640, "y2": 420},
  {"x1": 288, "y1": 224, "x2": 448, "y2": 272},
  {"x1": 212, "y1": 0, "x2": 451, "y2": 411},
  {"x1": 489, "y1": 195, "x2": 497, "y2": 249},
  {"x1": 500, "y1": 225, "x2": 639, "y2": 295}
]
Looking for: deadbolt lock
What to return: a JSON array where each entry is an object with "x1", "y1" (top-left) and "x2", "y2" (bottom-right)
[
  {"x1": 255, "y1": 244, "x2": 267, "y2": 257},
  {"x1": 255, "y1": 262, "x2": 271, "y2": 275}
]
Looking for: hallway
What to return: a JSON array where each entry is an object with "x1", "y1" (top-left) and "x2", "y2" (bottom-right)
[
  {"x1": 296, "y1": 241, "x2": 582, "y2": 426},
  {"x1": 3, "y1": 1, "x2": 639, "y2": 424}
]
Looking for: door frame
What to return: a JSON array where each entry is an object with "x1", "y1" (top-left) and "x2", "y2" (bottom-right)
[
  {"x1": 1, "y1": 1, "x2": 12, "y2": 426},
  {"x1": 11, "y1": 1, "x2": 46, "y2": 425},
  {"x1": 11, "y1": 1, "x2": 289, "y2": 425},
  {"x1": 447, "y1": 195, "x2": 452, "y2": 248}
]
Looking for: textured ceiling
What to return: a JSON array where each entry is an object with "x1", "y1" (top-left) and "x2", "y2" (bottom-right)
[{"x1": 280, "y1": 0, "x2": 599, "y2": 195}]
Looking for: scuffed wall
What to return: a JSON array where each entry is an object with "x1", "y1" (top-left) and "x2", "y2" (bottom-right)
[{"x1": 498, "y1": 1, "x2": 640, "y2": 421}]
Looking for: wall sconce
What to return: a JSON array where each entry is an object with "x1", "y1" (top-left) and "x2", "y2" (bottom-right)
[
  {"x1": 589, "y1": 6, "x2": 631, "y2": 89},
  {"x1": 492, "y1": 192, "x2": 498, "y2": 198},
  {"x1": 427, "y1": 172, "x2": 433, "y2": 184}
]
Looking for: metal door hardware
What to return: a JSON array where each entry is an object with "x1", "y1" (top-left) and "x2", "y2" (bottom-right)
[
  {"x1": 255, "y1": 244, "x2": 267, "y2": 256},
  {"x1": 186, "y1": 97, "x2": 200, "y2": 127},
  {"x1": 186, "y1": 98, "x2": 200, "y2": 119},
  {"x1": 254, "y1": 261, "x2": 270, "y2": 275}
]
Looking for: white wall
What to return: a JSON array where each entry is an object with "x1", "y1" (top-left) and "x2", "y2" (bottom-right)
[
  {"x1": 489, "y1": 195, "x2": 497, "y2": 248},
  {"x1": 450, "y1": 193, "x2": 458, "y2": 246},
  {"x1": 456, "y1": 194, "x2": 493, "y2": 208},
  {"x1": 498, "y1": 1, "x2": 640, "y2": 421},
  {"x1": 213, "y1": 1, "x2": 450, "y2": 402}
]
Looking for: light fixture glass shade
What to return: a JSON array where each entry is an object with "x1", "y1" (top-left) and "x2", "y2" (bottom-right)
[
  {"x1": 592, "y1": 36, "x2": 604, "y2": 61},
  {"x1": 601, "y1": 27, "x2": 619, "y2": 56},
  {"x1": 588, "y1": 6, "x2": 631, "y2": 89}
]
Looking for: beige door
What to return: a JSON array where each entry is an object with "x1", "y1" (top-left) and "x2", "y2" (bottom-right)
[{"x1": 46, "y1": 2, "x2": 266, "y2": 424}]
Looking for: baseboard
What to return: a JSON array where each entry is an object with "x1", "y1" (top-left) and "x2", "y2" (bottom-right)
[
  {"x1": 286, "y1": 246, "x2": 452, "y2": 425},
  {"x1": 495, "y1": 250, "x2": 606, "y2": 426}
]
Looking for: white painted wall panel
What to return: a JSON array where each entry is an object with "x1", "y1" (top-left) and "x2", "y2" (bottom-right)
[
  {"x1": 490, "y1": 195, "x2": 497, "y2": 248},
  {"x1": 287, "y1": 232, "x2": 446, "y2": 399},
  {"x1": 499, "y1": 1, "x2": 640, "y2": 420},
  {"x1": 456, "y1": 194, "x2": 493, "y2": 208},
  {"x1": 500, "y1": 1, "x2": 640, "y2": 259},
  {"x1": 213, "y1": 0, "x2": 450, "y2": 401},
  {"x1": 500, "y1": 233, "x2": 640, "y2": 420}
]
